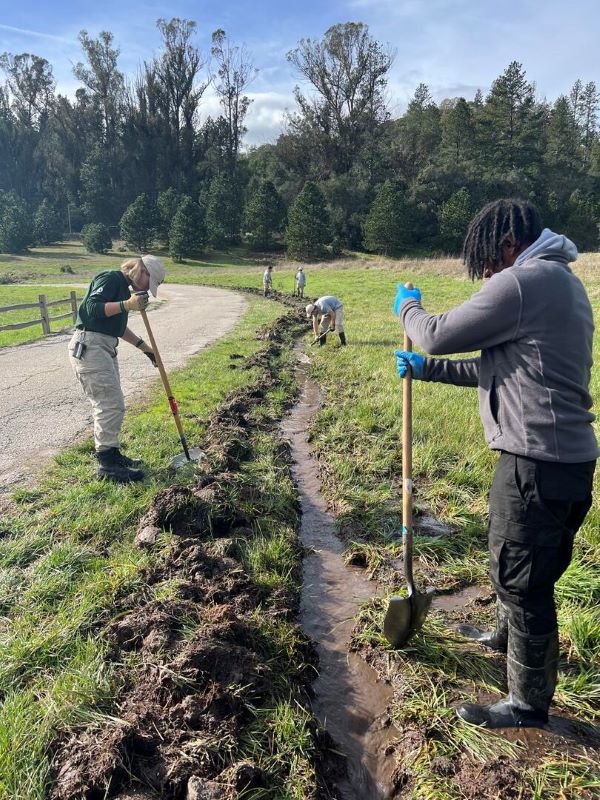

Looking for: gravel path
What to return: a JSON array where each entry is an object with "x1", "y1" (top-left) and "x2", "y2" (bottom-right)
[{"x1": 0, "y1": 284, "x2": 247, "y2": 491}]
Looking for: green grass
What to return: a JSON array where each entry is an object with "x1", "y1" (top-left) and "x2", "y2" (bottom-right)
[
  {"x1": 3, "y1": 239, "x2": 600, "y2": 795},
  {"x1": 0, "y1": 285, "x2": 82, "y2": 347},
  {"x1": 0, "y1": 295, "x2": 289, "y2": 798},
  {"x1": 199, "y1": 255, "x2": 600, "y2": 796}
]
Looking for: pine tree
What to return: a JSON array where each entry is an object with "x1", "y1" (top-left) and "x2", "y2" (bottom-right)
[
  {"x1": 205, "y1": 173, "x2": 243, "y2": 247},
  {"x1": 545, "y1": 96, "x2": 581, "y2": 171},
  {"x1": 0, "y1": 191, "x2": 33, "y2": 253},
  {"x1": 479, "y1": 61, "x2": 546, "y2": 175},
  {"x1": 440, "y1": 98, "x2": 475, "y2": 165},
  {"x1": 157, "y1": 188, "x2": 181, "y2": 245},
  {"x1": 363, "y1": 180, "x2": 415, "y2": 255},
  {"x1": 394, "y1": 84, "x2": 442, "y2": 181},
  {"x1": 169, "y1": 196, "x2": 205, "y2": 261},
  {"x1": 437, "y1": 187, "x2": 472, "y2": 253},
  {"x1": 120, "y1": 193, "x2": 157, "y2": 251},
  {"x1": 33, "y1": 198, "x2": 63, "y2": 244},
  {"x1": 285, "y1": 181, "x2": 331, "y2": 260},
  {"x1": 82, "y1": 222, "x2": 112, "y2": 253},
  {"x1": 244, "y1": 180, "x2": 286, "y2": 250},
  {"x1": 564, "y1": 190, "x2": 598, "y2": 251},
  {"x1": 80, "y1": 143, "x2": 113, "y2": 224}
]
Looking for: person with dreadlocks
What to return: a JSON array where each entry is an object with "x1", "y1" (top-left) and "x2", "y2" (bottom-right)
[{"x1": 393, "y1": 198, "x2": 597, "y2": 730}]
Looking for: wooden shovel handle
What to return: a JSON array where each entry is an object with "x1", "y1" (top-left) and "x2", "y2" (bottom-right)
[
  {"x1": 402, "y1": 286, "x2": 416, "y2": 595},
  {"x1": 140, "y1": 308, "x2": 190, "y2": 455}
]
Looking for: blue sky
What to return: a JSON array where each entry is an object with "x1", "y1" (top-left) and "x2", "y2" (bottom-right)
[{"x1": 1, "y1": 0, "x2": 599, "y2": 145}]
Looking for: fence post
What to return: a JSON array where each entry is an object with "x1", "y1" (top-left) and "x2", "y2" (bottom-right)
[
  {"x1": 70, "y1": 291, "x2": 78, "y2": 324},
  {"x1": 39, "y1": 294, "x2": 50, "y2": 335}
]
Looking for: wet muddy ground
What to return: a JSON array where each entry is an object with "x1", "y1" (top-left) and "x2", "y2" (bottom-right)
[{"x1": 282, "y1": 351, "x2": 400, "y2": 800}]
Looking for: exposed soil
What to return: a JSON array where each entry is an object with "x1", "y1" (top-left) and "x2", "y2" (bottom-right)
[{"x1": 50, "y1": 298, "x2": 349, "y2": 800}]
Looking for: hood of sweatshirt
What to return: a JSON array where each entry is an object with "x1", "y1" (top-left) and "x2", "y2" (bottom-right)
[{"x1": 515, "y1": 227, "x2": 578, "y2": 266}]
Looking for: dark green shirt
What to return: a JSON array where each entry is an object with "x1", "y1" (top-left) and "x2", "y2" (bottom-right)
[{"x1": 76, "y1": 271, "x2": 131, "y2": 337}]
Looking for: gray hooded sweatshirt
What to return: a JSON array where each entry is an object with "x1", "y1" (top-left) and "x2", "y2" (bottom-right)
[{"x1": 399, "y1": 229, "x2": 598, "y2": 463}]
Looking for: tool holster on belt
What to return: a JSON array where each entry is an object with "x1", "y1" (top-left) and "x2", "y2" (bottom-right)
[{"x1": 73, "y1": 328, "x2": 87, "y2": 360}]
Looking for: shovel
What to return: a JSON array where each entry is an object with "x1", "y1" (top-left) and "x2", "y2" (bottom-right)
[
  {"x1": 383, "y1": 305, "x2": 435, "y2": 648},
  {"x1": 139, "y1": 306, "x2": 204, "y2": 469}
]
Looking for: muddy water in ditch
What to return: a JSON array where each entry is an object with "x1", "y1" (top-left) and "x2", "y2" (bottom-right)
[{"x1": 282, "y1": 352, "x2": 398, "y2": 800}]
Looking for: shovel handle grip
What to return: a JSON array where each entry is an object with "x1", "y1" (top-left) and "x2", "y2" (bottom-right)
[{"x1": 402, "y1": 285, "x2": 416, "y2": 595}]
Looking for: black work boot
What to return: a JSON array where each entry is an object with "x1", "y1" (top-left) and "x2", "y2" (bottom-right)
[
  {"x1": 339, "y1": 331, "x2": 347, "y2": 346},
  {"x1": 113, "y1": 449, "x2": 143, "y2": 469},
  {"x1": 319, "y1": 333, "x2": 327, "y2": 346},
  {"x1": 96, "y1": 448, "x2": 144, "y2": 483},
  {"x1": 457, "y1": 625, "x2": 558, "y2": 729},
  {"x1": 457, "y1": 600, "x2": 509, "y2": 653}
]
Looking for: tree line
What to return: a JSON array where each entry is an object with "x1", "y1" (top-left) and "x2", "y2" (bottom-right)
[{"x1": 1, "y1": 19, "x2": 599, "y2": 259}]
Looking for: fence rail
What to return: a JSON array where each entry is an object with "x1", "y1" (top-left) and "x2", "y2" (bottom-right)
[{"x1": 0, "y1": 291, "x2": 79, "y2": 336}]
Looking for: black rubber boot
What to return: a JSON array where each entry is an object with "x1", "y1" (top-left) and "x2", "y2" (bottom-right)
[
  {"x1": 96, "y1": 448, "x2": 144, "y2": 483},
  {"x1": 457, "y1": 600, "x2": 509, "y2": 653},
  {"x1": 318, "y1": 333, "x2": 327, "y2": 346},
  {"x1": 339, "y1": 331, "x2": 347, "y2": 346},
  {"x1": 457, "y1": 625, "x2": 558, "y2": 729}
]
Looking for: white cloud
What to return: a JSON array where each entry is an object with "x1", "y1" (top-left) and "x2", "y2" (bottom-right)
[
  {"x1": 244, "y1": 90, "x2": 291, "y2": 145},
  {"x1": 0, "y1": 23, "x2": 74, "y2": 44}
]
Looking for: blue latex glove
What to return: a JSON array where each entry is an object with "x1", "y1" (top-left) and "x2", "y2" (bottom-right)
[
  {"x1": 393, "y1": 283, "x2": 422, "y2": 316},
  {"x1": 394, "y1": 350, "x2": 425, "y2": 379}
]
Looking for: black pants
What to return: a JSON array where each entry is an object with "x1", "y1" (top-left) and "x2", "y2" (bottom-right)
[{"x1": 488, "y1": 453, "x2": 595, "y2": 635}]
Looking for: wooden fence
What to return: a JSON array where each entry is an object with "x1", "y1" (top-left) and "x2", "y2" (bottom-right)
[{"x1": 0, "y1": 291, "x2": 78, "y2": 335}]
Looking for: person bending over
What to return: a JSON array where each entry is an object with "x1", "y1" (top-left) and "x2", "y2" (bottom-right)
[
  {"x1": 69, "y1": 255, "x2": 165, "y2": 483},
  {"x1": 306, "y1": 295, "x2": 347, "y2": 346}
]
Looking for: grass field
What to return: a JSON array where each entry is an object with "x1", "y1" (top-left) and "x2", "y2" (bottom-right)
[
  {"x1": 1, "y1": 240, "x2": 599, "y2": 797},
  {"x1": 191, "y1": 253, "x2": 600, "y2": 796}
]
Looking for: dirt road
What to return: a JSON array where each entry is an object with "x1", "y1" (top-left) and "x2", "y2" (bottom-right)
[{"x1": 0, "y1": 284, "x2": 247, "y2": 491}]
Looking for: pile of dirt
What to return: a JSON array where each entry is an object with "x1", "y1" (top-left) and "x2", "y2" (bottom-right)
[{"x1": 50, "y1": 307, "x2": 342, "y2": 800}]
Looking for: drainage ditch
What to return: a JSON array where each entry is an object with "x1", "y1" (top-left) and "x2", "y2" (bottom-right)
[{"x1": 283, "y1": 349, "x2": 399, "y2": 800}]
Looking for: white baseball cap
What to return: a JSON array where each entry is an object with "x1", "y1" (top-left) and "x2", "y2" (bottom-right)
[
  {"x1": 305, "y1": 303, "x2": 316, "y2": 317},
  {"x1": 141, "y1": 254, "x2": 165, "y2": 297}
]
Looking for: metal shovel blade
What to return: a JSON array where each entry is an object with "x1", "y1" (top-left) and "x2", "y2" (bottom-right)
[
  {"x1": 171, "y1": 447, "x2": 205, "y2": 469},
  {"x1": 383, "y1": 587, "x2": 436, "y2": 649}
]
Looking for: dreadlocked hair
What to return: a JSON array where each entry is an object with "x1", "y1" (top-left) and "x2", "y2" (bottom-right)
[{"x1": 462, "y1": 198, "x2": 543, "y2": 280}]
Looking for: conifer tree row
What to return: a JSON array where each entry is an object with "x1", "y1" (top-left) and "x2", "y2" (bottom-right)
[{"x1": 0, "y1": 19, "x2": 599, "y2": 254}]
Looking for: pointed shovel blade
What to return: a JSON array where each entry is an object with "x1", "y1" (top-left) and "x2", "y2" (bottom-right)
[{"x1": 170, "y1": 447, "x2": 206, "y2": 469}]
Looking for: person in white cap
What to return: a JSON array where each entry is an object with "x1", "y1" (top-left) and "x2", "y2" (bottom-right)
[
  {"x1": 68, "y1": 254, "x2": 166, "y2": 482},
  {"x1": 306, "y1": 295, "x2": 346, "y2": 346}
]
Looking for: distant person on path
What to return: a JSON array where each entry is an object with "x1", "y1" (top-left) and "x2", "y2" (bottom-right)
[
  {"x1": 69, "y1": 255, "x2": 165, "y2": 483},
  {"x1": 295, "y1": 267, "x2": 306, "y2": 298},
  {"x1": 263, "y1": 265, "x2": 273, "y2": 296},
  {"x1": 306, "y1": 295, "x2": 347, "y2": 346},
  {"x1": 393, "y1": 198, "x2": 597, "y2": 730}
]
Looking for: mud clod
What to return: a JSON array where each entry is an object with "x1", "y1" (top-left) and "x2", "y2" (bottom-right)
[
  {"x1": 186, "y1": 776, "x2": 226, "y2": 800},
  {"x1": 134, "y1": 525, "x2": 160, "y2": 548}
]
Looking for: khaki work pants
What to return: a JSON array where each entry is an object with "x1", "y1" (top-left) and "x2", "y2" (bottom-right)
[
  {"x1": 69, "y1": 330, "x2": 125, "y2": 452},
  {"x1": 319, "y1": 306, "x2": 344, "y2": 334}
]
